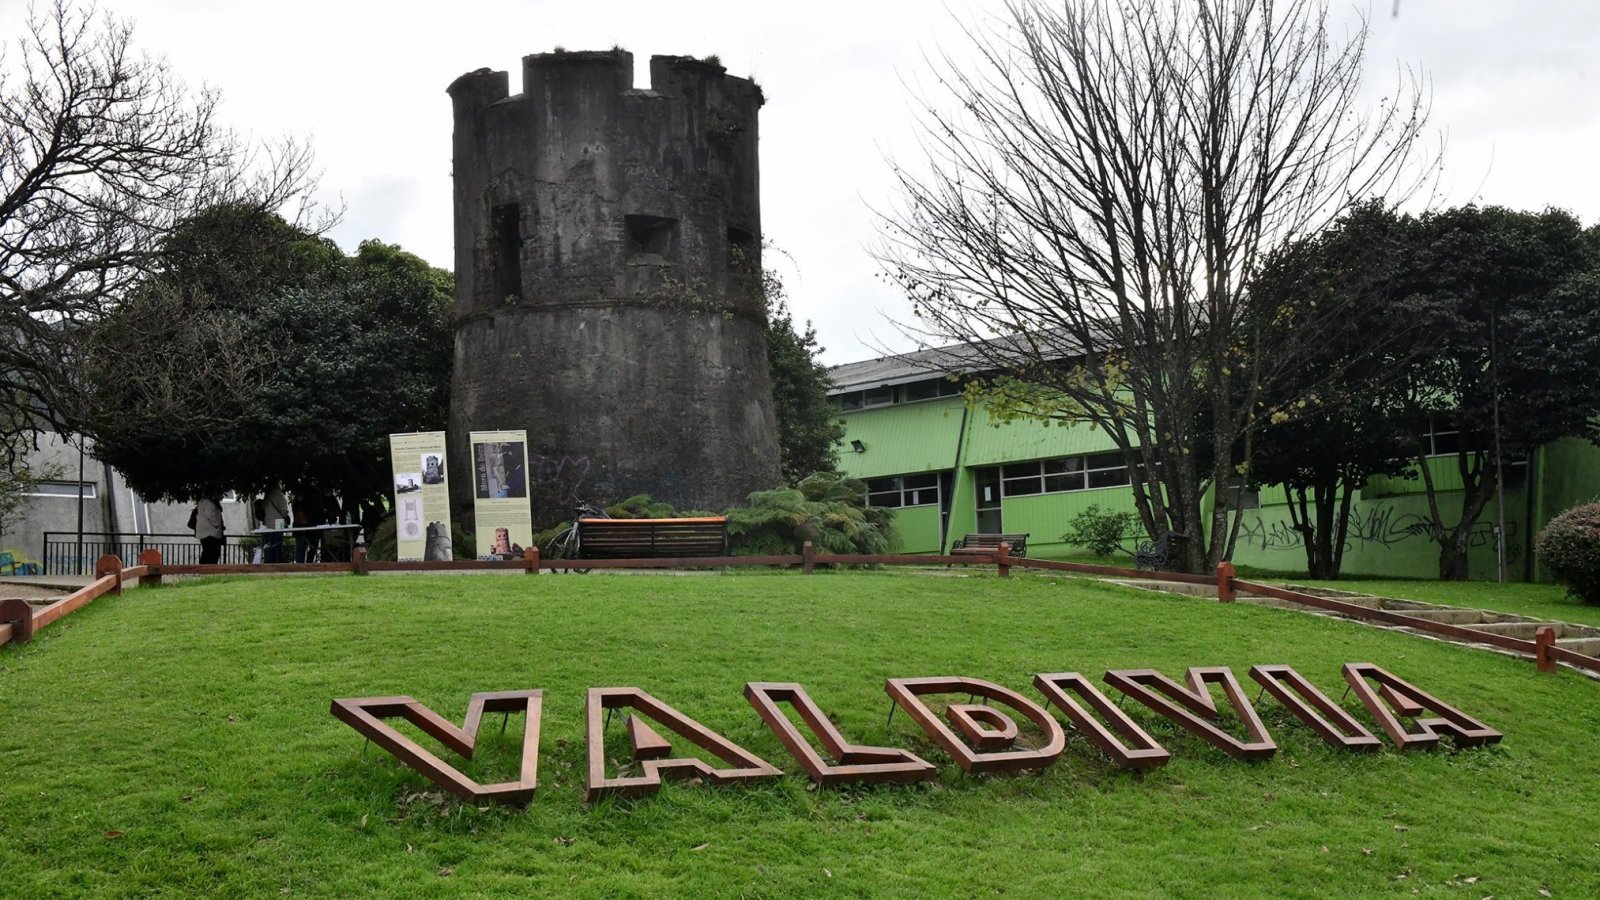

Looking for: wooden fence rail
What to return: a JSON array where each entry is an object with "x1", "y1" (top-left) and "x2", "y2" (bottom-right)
[{"x1": 4, "y1": 545, "x2": 1598, "y2": 681}]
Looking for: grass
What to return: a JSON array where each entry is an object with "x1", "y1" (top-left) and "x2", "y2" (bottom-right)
[
  {"x1": 3, "y1": 570, "x2": 1599, "y2": 897},
  {"x1": 1284, "y1": 578, "x2": 1600, "y2": 628}
]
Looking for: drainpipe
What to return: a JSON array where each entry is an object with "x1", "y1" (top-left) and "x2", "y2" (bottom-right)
[
  {"x1": 101, "y1": 459, "x2": 120, "y2": 561},
  {"x1": 1523, "y1": 447, "x2": 1539, "y2": 582},
  {"x1": 940, "y1": 405, "x2": 971, "y2": 554},
  {"x1": 1491, "y1": 310, "x2": 1507, "y2": 584},
  {"x1": 75, "y1": 440, "x2": 85, "y2": 575}
]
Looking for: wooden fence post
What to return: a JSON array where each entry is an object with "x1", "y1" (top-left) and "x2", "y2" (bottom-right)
[
  {"x1": 1216, "y1": 562, "x2": 1236, "y2": 603},
  {"x1": 95, "y1": 554, "x2": 123, "y2": 596},
  {"x1": 0, "y1": 597, "x2": 34, "y2": 645},
  {"x1": 525, "y1": 546, "x2": 540, "y2": 574},
  {"x1": 352, "y1": 547, "x2": 369, "y2": 576},
  {"x1": 1535, "y1": 626, "x2": 1557, "y2": 674},
  {"x1": 802, "y1": 541, "x2": 815, "y2": 575},
  {"x1": 138, "y1": 549, "x2": 163, "y2": 588},
  {"x1": 996, "y1": 542, "x2": 1011, "y2": 579}
]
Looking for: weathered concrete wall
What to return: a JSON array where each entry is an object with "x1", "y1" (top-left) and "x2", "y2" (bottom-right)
[
  {"x1": 2, "y1": 431, "x2": 252, "y2": 574},
  {"x1": 446, "y1": 49, "x2": 780, "y2": 525}
]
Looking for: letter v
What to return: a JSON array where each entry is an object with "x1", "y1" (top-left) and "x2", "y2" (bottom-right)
[
  {"x1": 1104, "y1": 667, "x2": 1276, "y2": 761},
  {"x1": 1034, "y1": 672, "x2": 1170, "y2": 769},
  {"x1": 330, "y1": 690, "x2": 542, "y2": 805}
]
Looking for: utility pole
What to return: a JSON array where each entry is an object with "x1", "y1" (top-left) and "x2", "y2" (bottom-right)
[
  {"x1": 1490, "y1": 310, "x2": 1508, "y2": 584},
  {"x1": 75, "y1": 440, "x2": 85, "y2": 577}
]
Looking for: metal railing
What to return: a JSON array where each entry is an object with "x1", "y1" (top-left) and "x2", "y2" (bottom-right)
[{"x1": 42, "y1": 532, "x2": 253, "y2": 576}]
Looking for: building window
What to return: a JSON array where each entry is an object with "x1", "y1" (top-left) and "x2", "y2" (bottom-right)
[
  {"x1": 862, "y1": 386, "x2": 894, "y2": 408},
  {"x1": 28, "y1": 481, "x2": 97, "y2": 499},
  {"x1": 866, "y1": 473, "x2": 941, "y2": 509},
  {"x1": 727, "y1": 225, "x2": 756, "y2": 269},
  {"x1": 491, "y1": 203, "x2": 523, "y2": 303},
  {"x1": 626, "y1": 214, "x2": 676, "y2": 258},
  {"x1": 835, "y1": 378, "x2": 960, "y2": 411},
  {"x1": 1001, "y1": 461, "x2": 1045, "y2": 496},
  {"x1": 1222, "y1": 479, "x2": 1261, "y2": 510},
  {"x1": 900, "y1": 378, "x2": 962, "y2": 403},
  {"x1": 1421, "y1": 416, "x2": 1499, "y2": 458},
  {"x1": 1001, "y1": 450, "x2": 1130, "y2": 498}
]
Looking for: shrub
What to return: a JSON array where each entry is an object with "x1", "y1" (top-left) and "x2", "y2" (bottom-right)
[
  {"x1": 528, "y1": 474, "x2": 895, "y2": 558},
  {"x1": 1061, "y1": 504, "x2": 1140, "y2": 558},
  {"x1": 605, "y1": 494, "x2": 713, "y2": 520},
  {"x1": 727, "y1": 472, "x2": 896, "y2": 556},
  {"x1": 1537, "y1": 502, "x2": 1600, "y2": 604}
]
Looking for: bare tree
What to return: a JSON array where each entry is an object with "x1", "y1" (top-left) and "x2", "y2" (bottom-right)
[
  {"x1": 878, "y1": 0, "x2": 1433, "y2": 572},
  {"x1": 0, "y1": 0, "x2": 322, "y2": 453}
]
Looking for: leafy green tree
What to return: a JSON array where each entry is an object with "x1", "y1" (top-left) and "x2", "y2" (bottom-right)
[
  {"x1": 1247, "y1": 202, "x2": 1423, "y2": 579},
  {"x1": 0, "y1": 1, "x2": 319, "y2": 447},
  {"x1": 763, "y1": 276, "x2": 843, "y2": 484},
  {"x1": 1395, "y1": 206, "x2": 1600, "y2": 580},
  {"x1": 77, "y1": 207, "x2": 453, "y2": 506}
]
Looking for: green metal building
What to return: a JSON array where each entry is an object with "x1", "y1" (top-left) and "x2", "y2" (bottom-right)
[{"x1": 830, "y1": 349, "x2": 1600, "y2": 580}]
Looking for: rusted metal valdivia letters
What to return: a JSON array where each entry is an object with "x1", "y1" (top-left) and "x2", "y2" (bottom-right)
[{"x1": 330, "y1": 663, "x2": 1501, "y2": 805}]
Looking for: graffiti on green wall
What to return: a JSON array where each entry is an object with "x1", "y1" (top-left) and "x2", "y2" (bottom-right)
[{"x1": 1238, "y1": 502, "x2": 1521, "y2": 563}]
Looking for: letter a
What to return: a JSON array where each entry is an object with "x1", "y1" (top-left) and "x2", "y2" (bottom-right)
[
  {"x1": 585, "y1": 687, "x2": 781, "y2": 801},
  {"x1": 1341, "y1": 663, "x2": 1502, "y2": 749}
]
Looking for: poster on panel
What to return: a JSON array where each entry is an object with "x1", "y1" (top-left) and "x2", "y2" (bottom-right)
[
  {"x1": 389, "y1": 431, "x2": 451, "y2": 562},
  {"x1": 469, "y1": 430, "x2": 533, "y2": 560}
]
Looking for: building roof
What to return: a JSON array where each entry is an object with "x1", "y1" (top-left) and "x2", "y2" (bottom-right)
[
  {"x1": 827, "y1": 344, "x2": 989, "y2": 394},
  {"x1": 827, "y1": 329, "x2": 1087, "y2": 395}
]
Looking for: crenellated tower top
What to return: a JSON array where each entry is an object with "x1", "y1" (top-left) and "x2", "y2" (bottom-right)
[{"x1": 447, "y1": 49, "x2": 764, "y2": 321}]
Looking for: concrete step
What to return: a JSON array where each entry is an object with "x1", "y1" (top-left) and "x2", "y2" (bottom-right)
[
  {"x1": 1390, "y1": 607, "x2": 1496, "y2": 626},
  {"x1": 1459, "y1": 621, "x2": 1565, "y2": 640},
  {"x1": 1243, "y1": 597, "x2": 1321, "y2": 612},
  {"x1": 1314, "y1": 594, "x2": 1385, "y2": 609},
  {"x1": 1555, "y1": 637, "x2": 1600, "y2": 657},
  {"x1": 1109, "y1": 579, "x2": 1221, "y2": 599},
  {"x1": 1376, "y1": 599, "x2": 1441, "y2": 612}
]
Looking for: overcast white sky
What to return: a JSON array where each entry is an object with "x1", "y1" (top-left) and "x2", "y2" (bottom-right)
[{"x1": 6, "y1": 1, "x2": 1598, "y2": 363}]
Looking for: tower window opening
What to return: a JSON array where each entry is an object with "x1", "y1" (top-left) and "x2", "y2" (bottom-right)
[
  {"x1": 626, "y1": 214, "x2": 676, "y2": 258},
  {"x1": 727, "y1": 225, "x2": 756, "y2": 270},
  {"x1": 492, "y1": 203, "x2": 523, "y2": 303}
]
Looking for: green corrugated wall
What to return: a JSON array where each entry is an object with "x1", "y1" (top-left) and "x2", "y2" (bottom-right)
[{"x1": 838, "y1": 395, "x2": 1600, "y2": 577}]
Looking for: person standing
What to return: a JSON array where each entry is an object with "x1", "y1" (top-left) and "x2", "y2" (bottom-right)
[
  {"x1": 293, "y1": 487, "x2": 323, "y2": 563},
  {"x1": 195, "y1": 494, "x2": 225, "y2": 565},
  {"x1": 261, "y1": 482, "x2": 291, "y2": 563}
]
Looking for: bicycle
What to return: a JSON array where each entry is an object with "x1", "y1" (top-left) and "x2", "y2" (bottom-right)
[{"x1": 543, "y1": 500, "x2": 610, "y2": 574}]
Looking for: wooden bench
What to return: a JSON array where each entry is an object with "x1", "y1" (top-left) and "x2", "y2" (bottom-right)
[
  {"x1": 950, "y1": 533, "x2": 1029, "y2": 558},
  {"x1": 575, "y1": 517, "x2": 730, "y2": 559}
]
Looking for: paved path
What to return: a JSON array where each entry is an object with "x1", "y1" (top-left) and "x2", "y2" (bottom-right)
[
  {"x1": 1109, "y1": 577, "x2": 1600, "y2": 678},
  {"x1": 0, "y1": 577, "x2": 83, "y2": 601}
]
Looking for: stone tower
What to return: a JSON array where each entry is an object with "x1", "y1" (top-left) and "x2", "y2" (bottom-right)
[{"x1": 446, "y1": 49, "x2": 781, "y2": 525}]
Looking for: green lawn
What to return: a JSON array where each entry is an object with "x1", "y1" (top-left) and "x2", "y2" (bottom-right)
[
  {"x1": 2, "y1": 571, "x2": 1598, "y2": 897},
  {"x1": 1284, "y1": 578, "x2": 1600, "y2": 628}
]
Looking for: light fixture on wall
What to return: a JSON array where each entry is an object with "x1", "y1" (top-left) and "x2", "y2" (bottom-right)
[{"x1": 850, "y1": 440, "x2": 867, "y2": 454}]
